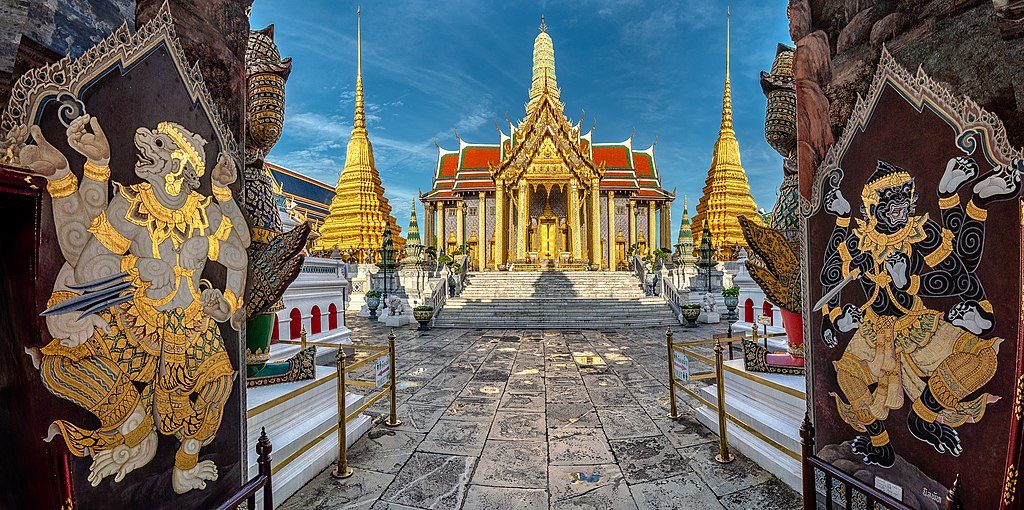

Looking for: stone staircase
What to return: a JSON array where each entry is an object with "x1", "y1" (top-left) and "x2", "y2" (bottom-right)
[{"x1": 432, "y1": 271, "x2": 680, "y2": 329}]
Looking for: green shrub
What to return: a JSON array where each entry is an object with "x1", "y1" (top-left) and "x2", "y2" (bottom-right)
[
  {"x1": 722, "y1": 286, "x2": 739, "y2": 297},
  {"x1": 366, "y1": 290, "x2": 382, "y2": 298}
]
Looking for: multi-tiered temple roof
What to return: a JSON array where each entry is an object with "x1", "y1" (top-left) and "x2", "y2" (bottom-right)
[
  {"x1": 422, "y1": 18, "x2": 670, "y2": 202},
  {"x1": 423, "y1": 138, "x2": 669, "y2": 200},
  {"x1": 315, "y1": 8, "x2": 404, "y2": 259},
  {"x1": 692, "y1": 9, "x2": 761, "y2": 261}
]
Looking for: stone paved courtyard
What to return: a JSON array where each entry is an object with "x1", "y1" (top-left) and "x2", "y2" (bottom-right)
[{"x1": 280, "y1": 318, "x2": 801, "y2": 509}]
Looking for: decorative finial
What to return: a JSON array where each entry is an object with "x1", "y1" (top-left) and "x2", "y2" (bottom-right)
[
  {"x1": 540, "y1": 14, "x2": 547, "y2": 33},
  {"x1": 352, "y1": 5, "x2": 366, "y2": 132}
]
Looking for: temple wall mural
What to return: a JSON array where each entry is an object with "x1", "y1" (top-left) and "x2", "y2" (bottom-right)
[
  {"x1": 802, "y1": 48, "x2": 1024, "y2": 509},
  {"x1": 0, "y1": 8, "x2": 248, "y2": 509}
]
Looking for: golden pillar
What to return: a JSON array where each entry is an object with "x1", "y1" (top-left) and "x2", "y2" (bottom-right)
[
  {"x1": 423, "y1": 202, "x2": 433, "y2": 248},
  {"x1": 477, "y1": 191, "x2": 486, "y2": 271},
  {"x1": 516, "y1": 183, "x2": 530, "y2": 260},
  {"x1": 495, "y1": 180, "x2": 505, "y2": 269},
  {"x1": 435, "y1": 201, "x2": 445, "y2": 249},
  {"x1": 628, "y1": 200, "x2": 637, "y2": 248},
  {"x1": 662, "y1": 202, "x2": 672, "y2": 251},
  {"x1": 456, "y1": 200, "x2": 465, "y2": 248},
  {"x1": 607, "y1": 191, "x2": 616, "y2": 271},
  {"x1": 590, "y1": 179, "x2": 602, "y2": 267},
  {"x1": 647, "y1": 201, "x2": 656, "y2": 253},
  {"x1": 569, "y1": 181, "x2": 582, "y2": 260}
]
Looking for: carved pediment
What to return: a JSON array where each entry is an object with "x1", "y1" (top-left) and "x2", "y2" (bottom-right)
[{"x1": 494, "y1": 96, "x2": 601, "y2": 186}]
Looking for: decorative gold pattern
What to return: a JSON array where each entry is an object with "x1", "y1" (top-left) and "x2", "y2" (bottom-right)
[
  {"x1": 1006, "y1": 464, "x2": 1018, "y2": 505},
  {"x1": 47, "y1": 172, "x2": 78, "y2": 198},
  {"x1": 84, "y1": 161, "x2": 110, "y2": 181},
  {"x1": 212, "y1": 184, "x2": 231, "y2": 202}
]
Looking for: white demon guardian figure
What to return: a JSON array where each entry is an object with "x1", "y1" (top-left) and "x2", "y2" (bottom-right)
[{"x1": 15, "y1": 114, "x2": 250, "y2": 493}]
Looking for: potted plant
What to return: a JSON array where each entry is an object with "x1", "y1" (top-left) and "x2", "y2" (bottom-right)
[
  {"x1": 414, "y1": 305, "x2": 434, "y2": 331},
  {"x1": 680, "y1": 303, "x2": 701, "y2": 327},
  {"x1": 722, "y1": 286, "x2": 740, "y2": 320},
  {"x1": 366, "y1": 290, "x2": 382, "y2": 319}
]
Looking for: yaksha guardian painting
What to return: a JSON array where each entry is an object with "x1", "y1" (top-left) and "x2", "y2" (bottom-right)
[
  {"x1": 805, "y1": 48, "x2": 1024, "y2": 509},
  {"x1": 818, "y1": 156, "x2": 1013, "y2": 467},
  {"x1": 0, "y1": 9, "x2": 248, "y2": 508},
  {"x1": 16, "y1": 114, "x2": 248, "y2": 493}
]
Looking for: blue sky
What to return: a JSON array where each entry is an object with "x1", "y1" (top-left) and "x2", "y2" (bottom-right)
[{"x1": 250, "y1": 0, "x2": 792, "y2": 235}]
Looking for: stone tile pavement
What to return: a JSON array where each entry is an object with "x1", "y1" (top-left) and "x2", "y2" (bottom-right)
[{"x1": 279, "y1": 318, "x2": 801, "y2": 510}]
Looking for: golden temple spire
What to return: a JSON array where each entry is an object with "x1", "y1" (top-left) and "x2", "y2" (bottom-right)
[
  {"x1": 692, "y1": 6, "x2": 761, "y2": 261},
  {"x1": 353, "y1": 6, "x2": 366, "y2": 134},
  {"x1": 720, "y1": 7, "x2": 733, "y2": 133},
  {"x1": 314, "y1": 7, "x2": 405, "y2": 260},
  {"x1": 527, "y1": 15, "x2": 560, "y2": 114}
]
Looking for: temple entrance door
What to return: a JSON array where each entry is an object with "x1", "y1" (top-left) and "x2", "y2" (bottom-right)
[
  {"x1": 536, "y1": 192, "x2": 564, "y2": 267},
  {"x1": 539, "y1": 218, "x2": 557, "y2": 259}
]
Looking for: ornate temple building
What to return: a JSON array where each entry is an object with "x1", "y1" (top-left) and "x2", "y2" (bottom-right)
[
  {"x1": 421, "y1": 19, "x2": 674, "y2": 271},
  {"x1": 315, "y1": 9, "x2": 404, "y2": 260},
  {"x1": 692, "y1": 10, "x2": 761, "y2": 261}
]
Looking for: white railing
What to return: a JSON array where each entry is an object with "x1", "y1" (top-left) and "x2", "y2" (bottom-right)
[
  {"x1": 299, "y1": 257, "x2": 348, "y2": 279},
  {"x1": 660, "y1": 275, "x2": 687, "y2": 321},
  {"x1": 428, "y1": 277, "x2": 448, "y2": 323}
]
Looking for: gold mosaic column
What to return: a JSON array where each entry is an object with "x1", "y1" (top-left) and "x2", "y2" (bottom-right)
[
  {"x1": 495, "y1": 180, "x2": 505, "y2": 269},
  {"x1": 569, "y1": 181, "x2": 582, "y2": 260},
  {"x1": 436, "y1": 201, "x2": 445, "y2": 249},
  {"x1": 590, "y1": 179, "x2": 602, "y2": 267},
  {"x1": 423, "y1": 202, "x2": 433, "y2": 248},
  {"x1": 628, "y1": 200, "x2": 636, "y2": 247},
  {"x1": 517, "y1": 184, "x2": 530, "y2": 260},
  {"x1": 477, "y1": 191, "x2": 486, "y2": 271},
  {"x1": 648, "y1": 201, "x2": 656, "y2": 253},
  {"x1": 607, "y1": 191, "x2": 616, "y2": 271},
  {"x1": 456, "y1": 200, "x2": 465, "y2": 247},
  {"x1": 662, "y1": 202, "x2": 672, "y2": 251}
]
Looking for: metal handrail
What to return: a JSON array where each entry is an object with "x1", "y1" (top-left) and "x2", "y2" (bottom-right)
[
  {"x1": 215, "y1": 429, "x2": 273, "y2": 510},
  {"x1": 331, "y1": 330, "x2": 401, "y2": 479},
  {"x1": 666, "y1": 331, "x2": 803, "y2": 465}
]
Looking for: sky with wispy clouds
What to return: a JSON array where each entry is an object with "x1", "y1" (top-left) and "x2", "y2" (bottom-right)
[{"x1": 250, "y1": 0, "x2": 793, "y2": 235}]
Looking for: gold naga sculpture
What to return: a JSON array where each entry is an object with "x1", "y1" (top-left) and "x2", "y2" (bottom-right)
[{"x1": 15, "y1": 114, "x2": 247, "y2": 493}]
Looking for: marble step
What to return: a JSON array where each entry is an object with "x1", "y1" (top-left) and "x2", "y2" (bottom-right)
[
  {"x1": 432, "y1": 320, "x2": 680, "y2": 329},
  {"x1": 692, "y1": 359, "x2": 805, "y2": 492},
  {"x1": 247, "y1": 365, "x2": 373, "y2": 508}
]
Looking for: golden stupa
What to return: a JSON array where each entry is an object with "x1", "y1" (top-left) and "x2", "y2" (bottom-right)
[
  {"x1": 692, "y1": 8, "x2": 761, "y2": 261},
  {"x1": 315, "y1": 8, "x2": 405, "y2": 261}
]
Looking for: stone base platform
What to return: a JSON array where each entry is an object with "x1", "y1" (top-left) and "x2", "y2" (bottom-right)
[
  {"x1": 694, "y1": 358, "x2": 805, "y2": 491},
  {"x1": 247, "y1": 365, "x2": 372, "y2": 507}
]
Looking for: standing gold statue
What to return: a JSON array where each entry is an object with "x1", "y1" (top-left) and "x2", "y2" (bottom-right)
[{"x1": 15, "y1": 113, "x2": 250, "y2": 493}]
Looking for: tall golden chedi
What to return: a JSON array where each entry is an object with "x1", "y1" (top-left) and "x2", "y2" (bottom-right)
[
  {"x1": 692, "y1": 8, "x2": 761, "y2": 261},
  {"x1": 315, "y1": 8, "x2": 405, "y2": 260}
]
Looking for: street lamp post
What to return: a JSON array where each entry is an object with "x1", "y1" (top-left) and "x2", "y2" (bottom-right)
[
  {"x1": 697, "y1": 225, "x2": 715, "y2": 294},
  {"x1": 380, "y1": 225, "x2": 394, "y2": 312}
]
